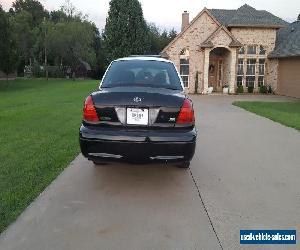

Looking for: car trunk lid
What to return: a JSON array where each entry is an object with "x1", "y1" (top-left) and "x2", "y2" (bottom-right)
[{"x1": 90, "y1": 86, "x2": 186, "y2": 128}]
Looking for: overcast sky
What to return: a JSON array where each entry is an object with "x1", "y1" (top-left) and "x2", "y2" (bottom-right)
[{"x1": 2, "y1": 0, "x2": 299, "y2": 31}]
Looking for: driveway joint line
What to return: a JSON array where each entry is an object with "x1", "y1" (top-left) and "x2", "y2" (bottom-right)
[{"x1": 188, "y1": 167, "x2": 223, "y2": 250}]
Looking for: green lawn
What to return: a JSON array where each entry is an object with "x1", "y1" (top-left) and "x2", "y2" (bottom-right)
[
  {"x1": 233, "y1": 101, "x2": 300, "y2": 131},
  {"x1": 0, "y1": 78, "x2": 97, "y2": 233}
]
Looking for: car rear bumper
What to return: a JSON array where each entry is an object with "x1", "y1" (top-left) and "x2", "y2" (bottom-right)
[{"x1": 79, "y1": 125, "x2": 196, "y2": 163}]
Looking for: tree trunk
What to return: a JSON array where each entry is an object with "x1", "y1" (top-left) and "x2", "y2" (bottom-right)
[
  {"x1": 44, "y1": 19, "x2": 49, "y2": 81},
  {"x1": 6, "y1": 74, "x2": 10, "y2": 88},
  {"x1": 45, "y1": 46, "x2": 48, "y2": 81}
]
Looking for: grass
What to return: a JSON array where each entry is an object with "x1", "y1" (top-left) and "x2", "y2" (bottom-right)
[
  {"x1": 0, "y1": 78, "x2": 97, "y2": 233},
  {"x1": 233, "y1": 101, "x2": 300, "y2": 131}
]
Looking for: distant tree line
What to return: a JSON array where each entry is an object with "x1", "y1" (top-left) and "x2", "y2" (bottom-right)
[{"x1": 0, "y1": 0, "x2": 177, "y2": 79}]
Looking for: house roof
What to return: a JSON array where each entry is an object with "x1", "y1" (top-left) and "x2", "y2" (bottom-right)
[
  {"x1": 161, "y1": 4, "x2": 289, "y2": 55},
  {"x1": 209, "y1": 4, "x2": 288, "y2": 28},
  {"x1": 269, "y1": 21, "x2": 300, "y2": 58}
]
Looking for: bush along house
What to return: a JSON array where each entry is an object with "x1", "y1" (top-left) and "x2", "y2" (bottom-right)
[{"x1": 161, "y1": 4, "x2": 298, "y2": 96}]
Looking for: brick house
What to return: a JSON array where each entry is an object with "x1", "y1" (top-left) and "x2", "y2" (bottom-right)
[{"x1": 161, "y1": 4, "x2": 291, "y2": 95}]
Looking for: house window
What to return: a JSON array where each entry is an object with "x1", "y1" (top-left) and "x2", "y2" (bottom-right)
[
  {"x1": 181, "y1": 76, "x2": 189, "y2": 87},
  {"x1": 238, "y1": 46, "x2": 245, "y2": 54},
  {"x1": 259, "y1": 45, "x2": 266, "y2": 55},
  {"x1": 246, "y1": 59, "x2": 256, "y2": 87},
  {"x1": 237, "y1": 59, "x2": 244, "y2": 86},
  {"x1": 258, "y1": 59, "x2": 265, "y2": 86},
  {"x1": 237, "y1": 44, "x2": 267, "y2": 89},
  {"x1": 258, "y1": 59, "x2": 265, "y2": 75},
  {"x1": 237, "y1": 59, "x2": 244, "y2": 75},
  {"x1": 180, "y1": 59, "x2": 189, "y2": 87},
  {"x1": 246, "y1": 59, "x2": 256, "y2": 75},
  {"x1": 180, "y1": 49, "x2": 189, "y2": 88},
  {"x1": 258, "y1": 76, "x2": 264, "y2": 86},
  {"x1": 246, "y1": 76, "x2": 255, "y2": 87},
  {"x1": 237, "y1": 76, "x2": 243, "y2": 86},
  {"x1": 247, "y1": 45, "x2": 256, "y2": 55}
]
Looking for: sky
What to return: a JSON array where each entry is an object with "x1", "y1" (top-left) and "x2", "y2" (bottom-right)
[{"x1": 2, "y1": 0, "x2": 299, "y2": 31}]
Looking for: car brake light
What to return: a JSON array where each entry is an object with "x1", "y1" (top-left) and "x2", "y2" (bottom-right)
[
  {"x1": 83, "y1": 95, "x2": 99, "y2": 122},
  {"x1": 176, "y1": 99, "x2": 195, "y2": 124}
]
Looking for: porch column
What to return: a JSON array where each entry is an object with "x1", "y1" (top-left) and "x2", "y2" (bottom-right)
[
  {"x1": 203, "y1": 48, "x2": 210, "y2": 94},
  {"x1": 229, "y1": 48, "x2": 237, "y2": 94}
]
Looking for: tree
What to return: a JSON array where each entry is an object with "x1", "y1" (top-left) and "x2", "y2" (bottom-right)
[
  {"x1": 0, "y1": 6, "x2": 18, "y2": 80},
  {"x1": 147, "y1": 23, "x2": 177, "y2": 54},
  {"x1": 11, "y1": 0, "x2": 48, "y2": 27},
  {"x1": 48, "y1": 21, "x2": 96, "y2": 76},
  {"x1": 61, "y1": 0, "x2": 87, "y2": 22},
  {"x1": 49, "y1": 10, "x2": 68, "y2": 23},
  {"x1": 104, "y1": 0, "x2": 150, "y2": 61},
  {"x1": 10, "y1": 10, "x2": 36, "y2": 66},
  {"x1": 168, "y1": 28, "x2": 177, "y2": 40},
  {"x1": 90, "y1": 23, "x2": 107, "y2": 78},
  {"x1": 147, "y1": 23, "x2": 161, "y2": 54},
  {"x1": 298, "y1": 13, "x2": 300, "y2": 21}
]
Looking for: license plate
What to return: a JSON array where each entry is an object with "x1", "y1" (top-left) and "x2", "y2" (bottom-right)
[{"x1": 127, "y1": 108, "x2": 148, "y2": 125}]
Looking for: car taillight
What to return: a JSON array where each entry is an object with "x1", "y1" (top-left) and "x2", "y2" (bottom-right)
[
  {"x1": 83, "y1": 95, "x2": 99, "y2": 122},
  {"x1": 176, "y1": 98, "x2": 195, "y2": 125}
]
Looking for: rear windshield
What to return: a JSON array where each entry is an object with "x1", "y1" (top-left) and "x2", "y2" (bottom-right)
[{"x1": 101, "y1": 60, "x2": 183, "y2": 90}]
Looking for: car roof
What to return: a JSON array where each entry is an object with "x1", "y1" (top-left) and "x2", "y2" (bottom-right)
[{"x1": 114, "y1": 56, "x2": 172, "y2": 63}]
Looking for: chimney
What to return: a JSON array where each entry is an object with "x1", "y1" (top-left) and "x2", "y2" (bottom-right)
[{"x1": 181, "y1": 11, "x2": 189, "y2": 32}]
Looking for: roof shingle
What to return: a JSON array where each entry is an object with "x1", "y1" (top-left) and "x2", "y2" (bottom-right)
[
  {"x1": 209, "y1": 4, "x2": 288, "y2": 28},
  {"x1": 269, "y1": 21, "x2": 300, "y2": 58}
]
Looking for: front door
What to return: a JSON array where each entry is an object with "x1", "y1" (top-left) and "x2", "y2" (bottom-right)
[
  {"x1": 209, "y1": 60, "x2": 217, "y2": 91},
  {"x1": 216, "y1": 60, "x2": 223, "y2": 92},
  {"x1": 209, "y1": 59, "x2": 223, "y2": 92}
]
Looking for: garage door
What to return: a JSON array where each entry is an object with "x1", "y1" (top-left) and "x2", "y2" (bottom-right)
[{"x1": 278, "y1": 58, "x2": 300, "y2": 98}]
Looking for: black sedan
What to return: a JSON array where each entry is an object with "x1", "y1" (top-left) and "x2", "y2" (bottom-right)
[{"x1": 79, "y1": 56, "x2": 197, "y2": 168}]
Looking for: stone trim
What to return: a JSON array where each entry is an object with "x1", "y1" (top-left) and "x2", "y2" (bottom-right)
[{"x1": 200, "y1": 25, "x2": 242, "y2": 49}]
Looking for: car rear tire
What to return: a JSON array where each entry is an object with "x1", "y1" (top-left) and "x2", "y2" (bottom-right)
[{"x1": 177, "y1": 161, "x2": 190, "y2": 169}]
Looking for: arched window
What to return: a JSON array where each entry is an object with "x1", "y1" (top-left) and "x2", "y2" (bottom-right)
[{"x1": 179, "y1": 49, "x2": 189, "y2": 88}]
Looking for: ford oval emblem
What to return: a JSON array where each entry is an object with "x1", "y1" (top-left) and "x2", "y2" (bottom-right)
[{"x1": 133, "y1": 97, "x2": 142, "y2": 103}]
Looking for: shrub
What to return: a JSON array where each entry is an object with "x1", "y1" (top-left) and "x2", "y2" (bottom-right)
[
  {"x1": 259, "y1": 85, "x2": 268, "y2": 94},
  {"x1": 237, "y1": 85, "x2": 244, "y2": 94},
  {"x1": 248, "y1": 86, "x2": 254, "y2": 93},
  {"x1": 48, "y1": 66, "x2": 65, "y2": 78},
  {"x1": 32, "y1": 64, "x2": 43, "y2": 78}
]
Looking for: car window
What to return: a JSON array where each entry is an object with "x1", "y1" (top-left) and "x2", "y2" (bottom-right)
[{"x1": 101, "y1": 60, "x2": 183, "y2": 90}]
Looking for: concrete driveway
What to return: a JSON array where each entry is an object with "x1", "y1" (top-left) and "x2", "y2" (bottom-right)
[{"x1": 0, "y1": 95, "x2": 299, "y2": 250}]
